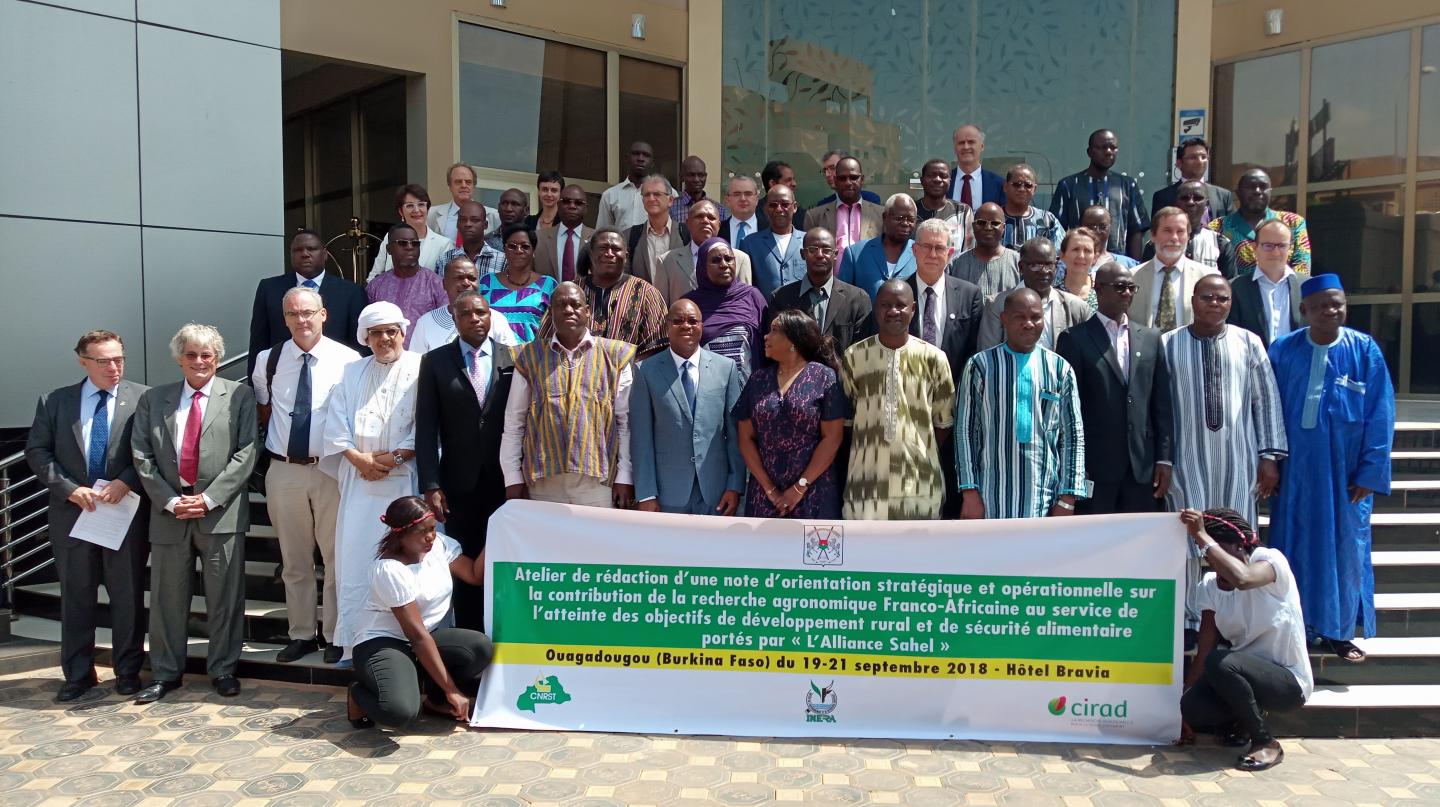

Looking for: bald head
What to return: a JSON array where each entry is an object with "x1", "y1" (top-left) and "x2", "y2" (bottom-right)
[{"x1": 667, "y1": 298, "x2": 703, "y2": 358}]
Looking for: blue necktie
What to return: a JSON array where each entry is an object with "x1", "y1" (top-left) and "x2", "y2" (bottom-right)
[
  {"x1": 735, "y1": 221, "x2": 749, "y2": 244},
  {"x1": 302, "y1": 279, "x2": 318, "y2": 289},
  {"x1": 680, "y1": 360, "x2": 697, "y2": 415},
  {"x1": 287, "y1": 353, "x2": 313, "y2": 460},
  {"x1": 87, "y1": 390, "x2": 110, "y2": 483}
]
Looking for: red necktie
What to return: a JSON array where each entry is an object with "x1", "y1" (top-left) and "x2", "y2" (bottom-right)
[
  {"x1": 562, "y1": 229, "x2": 576, "y2": 281},
  {"x1": 961, "y1": 174, "x2": 973, "y2": 208},
  {"x1": 179, "y1": 389, "x2": 202, "y2": 485}
]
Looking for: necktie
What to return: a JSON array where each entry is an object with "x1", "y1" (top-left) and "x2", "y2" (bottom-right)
[
  {"x1": 837, "y1": 204, "x2": 854, "y2": 253},
  {"x1": 561, "y1": 229, "x2": 576, "y2": 281},
  {"x1": 179, "y1": 390, "x2": 203, "y2": 485},
  {"x1": 469, "y1": 346, "x2": 489, "y2": 406},
  {"x1": 302, "y1": 278, "x2": 318, "y2": 290},
  {"x1": 960, "y1": 174, "x2": 973, "y2": 208},
  {"x1": 87, "y1": 389, "x2": 110, "y2": 483},
  {"x1": 735, "y1": 221, "x2": 749, "y2": 245},
  {"x1": 287, "y1": 353, "x2": 313, "y2": 460},
  {"x1": 1156, "y1": 266, "x2": 1178, "y2": 332},
  {"x1": 809, "y1": 286, "x2": 829, "y2": 324},
  {"x1": 680, "y1": 360, "x2": 697, "y2": 415},
  {"x1": 923, "y1": 287, "x2": 939, "y2": 346}
]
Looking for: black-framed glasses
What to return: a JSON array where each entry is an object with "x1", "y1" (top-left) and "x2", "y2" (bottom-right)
[
  {"x1": 392, "y1": 239, "x2": 422, "y2": 248},
  {"x1": 505, "y1": 242, "x2": 534, "y2": 253},
  {"x1": 1097, "y1": 282, "x2": 1138, "y2": 293},
  {"x1": 1197, "y1": 294, "x2": 1231, "y2": 304},
  {"x1": 82, "y1": 355, "x2": 126, "y2": 366}
]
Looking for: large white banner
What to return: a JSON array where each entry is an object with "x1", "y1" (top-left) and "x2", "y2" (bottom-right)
[{"x1": 473, "y1": 502, "x2": 1185, "y2": 745}]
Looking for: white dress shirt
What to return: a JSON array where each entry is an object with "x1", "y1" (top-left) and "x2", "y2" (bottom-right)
[
  {"x1": 78, "y1": 378, "x2": 118, "y2": 458},
  {"x1": 916, "y1": 274, "x2": 947, "y2": 343},
  {"x1": 950, "y1": 165, "x2": 984, "y2": 203},
  {"x1": 168, "y1": 376, "x2": 216, "y2": 511},
  {"x1": 295, "y1": 272, "x2": 324, "y2": 290},
  {"x1": 499, "y1": 332, "x2": 633, "y2": 487},
  {"x1": 597, "y1": 179, "x2": 654, "y2": 231},
  {"x1": 728, "y1": 215, "x2": 760, "y2": 248},
  {"x1": 251, "y1": 337, "x2": 360, "y2": 457},
  {"x1": 1095, "y1": 310, "x2": 1131, "y2": 382},
  {"x1": 1255, "y1": 267, "x2": 1295, "y2": 343}
]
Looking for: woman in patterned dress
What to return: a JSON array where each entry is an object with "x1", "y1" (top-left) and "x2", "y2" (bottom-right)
[
  {"x1": 732, "y1": 309, "x2": 846, "y2": 519},
  {"x1": 477, "y1": 224, "x2": 557, "y2": 343}
]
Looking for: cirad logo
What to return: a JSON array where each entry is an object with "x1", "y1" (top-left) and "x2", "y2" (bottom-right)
[
  {"x1": 805, "y1": 681, "x2": 838, "y2": 722},
  {"x1": 1047, "y1": 696, "x2": 1128, "y2": 720}
]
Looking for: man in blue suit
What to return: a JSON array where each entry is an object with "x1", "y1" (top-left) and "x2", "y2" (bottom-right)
[
  {"x1": 250, "y1": 229, "x2": 368, "y2": 376},
  {"x1": 631, "y1": 299, "x2": 745, "y2": 516},
  {"x1": 837, "y1": 195, "x2": 918, "y2": 299},
  {"x1": 741, "y1": 185, "x2": 806, "y2": 301},
  {"x1": 946, "y1": 125, "x2": 1005, "y2": 208}
]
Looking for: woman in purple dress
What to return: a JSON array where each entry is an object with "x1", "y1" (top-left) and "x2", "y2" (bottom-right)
[{"x1": 732, "y1": 309, "x2": 847, "y2": 519}]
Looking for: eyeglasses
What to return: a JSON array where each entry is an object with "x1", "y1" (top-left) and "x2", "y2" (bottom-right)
[
  {"x1": 367, "y1": 326, "x2": 403, "y2": 338},
  {"x1": 914, "y1": 242, "x2": 950, "y2": 254},
  {"x1": 728, "y1": 191, "x2": 758, "y2": 199},
  {"x1": 1097, "y1": 282, "x2": 1138, "y2": 293},
  {"x1": 284, "y1": 309, "x2": 321, "y2": 320},
  {"x1": 392, "y1": 239, "x2": 422, "y2": 248},
  {"x1": 505, "y1": 242, "x2": 534, "y2": 253},
  {"x1": 972, "y1": 220, "x2": 1004, "y2": 230},
  {"x1": 400, "y1": 202, "x2": 429, "y2": 211},
  {"x1": 803, "y1": 246, "x2": 836, "y2": 257},
  {"x1": 889, "y1": 215, "x2": 918, "y2": 225},
  {"x1": 1008, "y1": 181, "x2": 1037, "y2": 190},
  {"x1": 1257, "y1": 242, "x2": 1289, "y2": 252},
  {"x1": 1197, "y1": 294, "x2": 1231, "y2": 304},
  {"x1": 1022, "y1": 261, "x2": 1058, "y2": 269},
  {"x1": 83, "y1": 355, "x2": 125, "y2": 366}
]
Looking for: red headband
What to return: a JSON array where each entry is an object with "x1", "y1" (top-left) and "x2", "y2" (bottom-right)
[
  {"x1": 381, "y1": 511, "x2": 433, "y2": 533},
  {"x1": 1202, "y1": 512, "x2": 1259, "y2": 550}
]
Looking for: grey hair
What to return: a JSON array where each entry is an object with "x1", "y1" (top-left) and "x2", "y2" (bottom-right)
[
  {"x1": 883, "y1": 193, "x2": 916, "y2": 213},
  {"x1": 169, "y1": 323, "x2": 225, "y2": 362},
  {"x1": 914, "y1": 218, "x2": 952, "y2": 247},
  {"x1": 726, "y1": 174, "x2": 758, "y2": 192},
  {"x1": 953, "y1": 124, "x2": 986, "y2": 145},
  {"x1": 639, "y1": 173, "x2": 671, "y2": 192},
  {"x1": 281, "y1": 286, "x2": 322, "y2": 309}
]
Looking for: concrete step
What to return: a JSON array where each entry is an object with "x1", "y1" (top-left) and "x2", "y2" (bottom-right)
[
  {"x1": 1373, "y1": 550, "x2": 1440, "y2": 593},
  {"x1": 1270, "y1": 684, "x2": 1440, "y2": 737},
  {"x1": 1377, "y1": 592, "x2": 1440, "y2": 637},
  {"x1": 1393, "y1": 449, "x2": 1440, "y2": 481},
  {"x1": 14, "y1": 581, "x2": 292, "y2": 645},
  {"x1": 1308, "y1": 636, "x2": 1440, "y2": 686},
  {"x1": 1258, "y1": 513, "x2": 1440, "y2": 550},
  {"x1": 1375, "y1": 480, "x2": 1440, "y2": 512}
]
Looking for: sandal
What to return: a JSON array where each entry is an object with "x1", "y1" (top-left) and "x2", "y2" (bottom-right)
[
  {"x1": 346, "y1": 684, "x2": 374, "y2": 729},
  {"x1": 1237, "y1": 745, "x2": 1284, "y2": 771},
  {"x1": 1325, "y1": 638, "x2": 1367, "y2": 663}
]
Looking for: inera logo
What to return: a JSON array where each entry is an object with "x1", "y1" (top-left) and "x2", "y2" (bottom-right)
[{"x1": 1047, "y1": 696, "x2": 1067, "y2": 715}]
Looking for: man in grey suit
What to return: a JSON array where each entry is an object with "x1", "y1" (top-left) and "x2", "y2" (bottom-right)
[
  {"x1": 654, "y1": 199, "x2": 753, "y2": 304},
  {"x1": 624, "y1": 174, "x2": 687, "y2": 284},
  {"x1": 630, "y1": 299, "x2": 745, "y2": 516},
  {"x1": 131, "y1": 324, "x2": 257, "y2": 702},
  {"x1": 26, "y1": 330, "x2": 149, "y2": 701},
  {"x1": 803, "y1": 156, "x2": 883, "y2": 254}
]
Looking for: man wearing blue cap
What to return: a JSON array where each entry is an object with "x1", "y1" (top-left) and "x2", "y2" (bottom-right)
[{"x1": 1267, "y1": 274, "x2": 1394, "y2": 663}]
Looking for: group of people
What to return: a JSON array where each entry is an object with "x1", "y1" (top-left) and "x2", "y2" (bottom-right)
[{"x1": 25, "y1": 124, "x2": 1391, "y2": 766}]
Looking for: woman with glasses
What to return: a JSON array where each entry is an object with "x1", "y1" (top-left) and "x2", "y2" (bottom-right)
[
  {"x1": 368, "y1": 184, "x2": 454, "y2": 281},
  {"x1": 524, "y1": 170, "x2": 564, "y2": 231},
  {"x1": 477, "y1": 224, "x2": 557, "y2": 344}
]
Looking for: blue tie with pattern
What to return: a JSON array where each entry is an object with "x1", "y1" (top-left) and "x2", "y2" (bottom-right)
[
  {"x1": 680, "y1": 360, "x2": 697, "y2": 415},
  {"x1": 87, "y1": 389, "x2": 109, "y2": 483}
]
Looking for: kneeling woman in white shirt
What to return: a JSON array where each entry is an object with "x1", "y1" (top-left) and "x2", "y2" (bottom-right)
[
  {"x1": 347, "y1": 495, "x2": 492, "y2": 729},
  {"x1": 1181, "y1": 507, "x2": 1312, "y2": 772}
]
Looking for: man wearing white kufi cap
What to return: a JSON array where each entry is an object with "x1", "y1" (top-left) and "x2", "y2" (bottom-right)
[{"x1": 322, "y1": 301, "x2": 423, "y2": 660}]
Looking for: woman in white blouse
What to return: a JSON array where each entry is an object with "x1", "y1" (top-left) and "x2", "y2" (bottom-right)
[
  {"x1": 346, "y1": 495, "x2": 491, "y2": 730},
  {"x1": 1180, "y1": 507, "x2": 1311, "y2": 772},
  {"x1": 368, "y1": 184, "x2": 454, "y2": 281}
]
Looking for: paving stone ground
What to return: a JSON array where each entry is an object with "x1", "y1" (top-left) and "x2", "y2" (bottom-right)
[{"x1": 2, "y1": 668, "x2": 1438, "y2": 806}]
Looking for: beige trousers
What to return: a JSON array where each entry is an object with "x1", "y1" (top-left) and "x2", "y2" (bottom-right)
[
  {"x1": 266, "y1": 461, "x2": 341, "y2": 642},
  {"x1": 528, "y1": 473, "x2": 614, "y2": 508}
]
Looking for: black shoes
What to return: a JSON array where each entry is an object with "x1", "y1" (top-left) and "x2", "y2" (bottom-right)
[
  {"x1": 114, "y1": 676, "x2": 143, "y2": 696},
  {"x1": 323, "y1": 644, "x2": 344, "y2": 665},
  {"x1": 213, "y1": 675, "x2": 241, "y2": 697},
  {"x1": 276, "y1": 639, "x2": 320, "y2": 663},
  {"x1": 134, "y1": 679, "x2": 182, "y2": 704},
  {"x1": 56, "y1": 675, "x2": 98, "y2": 702}
]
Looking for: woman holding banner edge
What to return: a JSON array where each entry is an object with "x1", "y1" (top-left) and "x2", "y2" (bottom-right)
[{"x1": 1179, "y1": 507, "x2": 1311, "y2": 772}]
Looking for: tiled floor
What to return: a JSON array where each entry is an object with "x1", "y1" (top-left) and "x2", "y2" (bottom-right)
[{"x1": 3, "y1": 668, "x2": 1439, "y2": 806}]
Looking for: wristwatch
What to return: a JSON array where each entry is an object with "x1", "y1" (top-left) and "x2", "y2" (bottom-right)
[
  {"x1": 796, "y1": 477, "x2": 810, "y2": 491},
  {"x1": 392, "y1": 450, "x2": 407, "y2": 466}
]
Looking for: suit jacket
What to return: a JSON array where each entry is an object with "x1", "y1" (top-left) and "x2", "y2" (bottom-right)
[
  {"x1": 26, "y1": 379, "x2": 150, "y2": 548},
  {"x1": 624, "y1": 221, "x2": 688, "y2": 284},
  {"x1": 837, "y1": 237, "x2": 917, "y2": 300},
  {"x1": 740, "y1": 229, "x2": 805, "y2": 300},
  {"x1": 131, "y1": 377, "x2": 258, "y2": 541},
  {"x1": 534, "y1": 223, "x2": 595, "y2": 282},
  {"x1": 947, "y1": 166, "x2": 1006, "y2": 207},
  {"x1": 769, "y1": 275, "x2": 874, "y2": 354},
  {"x1": 802, "y1": 199, "x2": 883, "y2": 246},
  {"x1": 906, "y1": 274, "x2": 985, "y2": 385},
  {"x1": 629, "y1": 348, "x2": 745, "y2": 510},
  {"x1": 653, "y1": 243, "x2": 754, "y2": 305},
  {"x1": 1055, "y1": 316, "x2": 1173, "y2": 485},
  {"x1": 249, "y1": 271, "x2": 368, "y2": 375},
  {"x1": 1228, "y1": 270, "x2": 1304, "y2": 347},
  {"x1": 415, "y1": 339, "x2": 516, "y2": 496},
  {"x1": 1130, "y1": 256, "x2": 1219, "y2": 330},
  {"x1": 719, "y1": 216, "x2": 768, "y2": 248},
  {"x1": 1150, "y1": 181, "x2": 1234, "y2": 220}
]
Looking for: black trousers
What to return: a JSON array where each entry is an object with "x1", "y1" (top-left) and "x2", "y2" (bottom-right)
[
  {"x1": 1180, "y1": 648, "x2": 1304, "y2": 744},
  {"x1": 441, "y1": 484, "x2": 502, "y2": 630},
  {"x1": 352, "y1": 628, "x2": 494, "y2": 729},
  {"x1": 51, "y1": 533, "x2": 148, "y2": 684},
  {"x1": 1079, "y1": 477, "x2": 1162, "y2": 515}
]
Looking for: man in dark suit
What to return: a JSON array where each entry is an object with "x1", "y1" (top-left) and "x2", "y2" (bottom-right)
[
  {"x1": 908, "y1": 219, "x2": 984, "y2": 518},
  {"x1": 25, "y1": 330, "x2": 149, "y2": 701},
  {"x1": 250, "y1": 228, "x2": 368, "y2": 375},
  {"x1": 131, "y1": 324, "x2": 258, "y2": 702},
  {"x1": 946, "y1": 124, "x2": 1005, "y2": 208},
  {"x1": 416, "y1": 291, "x2": 514, "y2": 629},
  {"x1": 1055, "y1": 263, "x2": 1173, "y2": 514},
  {"x1": 718, "y1": 175, "x2": 766, "y2": 248},
  {"x1": 770, "y1": 227, "x2": 872, "y2": 355},
  {"x1": 1150, "y1": 138, "x2": 1235, "y2": 224},
  {"x1": 1228, "y1": 218, "x2": 1304, "y2": 347}
]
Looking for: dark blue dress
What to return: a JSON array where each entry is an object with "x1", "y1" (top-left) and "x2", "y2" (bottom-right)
[{"x1": 732, "y1": 362, "x2": 846, "y2": 519}]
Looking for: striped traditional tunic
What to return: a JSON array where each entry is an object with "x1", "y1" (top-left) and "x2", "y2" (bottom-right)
[
  {"x1": 1163, "y1": 325, "x2": 1287, "y2": 626},
  {"x1": 841, "y1": 336, "x2": 955, "y2": 520},
  {"x1": 955, "y1": 345, "x2": 1085, "y2": 519},
  {"x1": 513, "y1": 336, "x2": 637, "y2": 485}
]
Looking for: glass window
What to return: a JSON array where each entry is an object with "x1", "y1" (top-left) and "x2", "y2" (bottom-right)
[
  {"x1": 309, "y1": 100, "x2": 356, "y2": 248},
  {"x1": 1212, "y1": 51, "x2": 1301, "y2": 191},
  {"x1": 620, "y1": 57, "x2": 682, "y2": 183},
  {"x1": 1421, "y1": 25, "x2": 1440, "y2": 173},
  {"x1": 283, "y1": 118, "x2": 305, "y2": 237},
  {"x1": 1414, "y1": 302, "x2": 1440, "y2": 393},
  {"x1": 1417, "y1": 180, "x2": 1440, "y2": 293},
  {"x1": 458, "y1": 23, "x2": 607, "y2": 181},
  {"x1": 1309, "y1": 31, "x2": 1410, "y2": 181},
  {"x1": 1345, "y1": 303, "x2": 1401, "y2": 389},
  {"x1": 358, "y1": 80, "x2": 408, "y2": 238},
  {"x1": 1306, "y1": 186, "x2": 1404, "y2": 295}
]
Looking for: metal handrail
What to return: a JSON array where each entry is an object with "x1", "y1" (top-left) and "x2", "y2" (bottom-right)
[{"x1": 0, "y1": 449, "x2": 49, "y2": 614}]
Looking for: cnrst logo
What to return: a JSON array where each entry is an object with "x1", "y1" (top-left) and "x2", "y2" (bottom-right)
[{"x1": 1047, "y1": 696, "x2": 1128, "y2": 720}]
